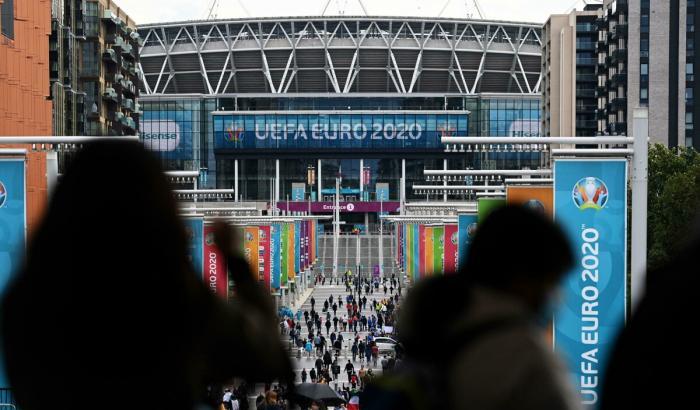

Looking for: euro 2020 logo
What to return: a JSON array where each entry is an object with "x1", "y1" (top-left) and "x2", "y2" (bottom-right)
[
  {"x1": 572, "y1": 177, "x2": 609, "y2": 211},
  {"x1": 0, "y1": 180, "x2": 7, "y2": 208}
]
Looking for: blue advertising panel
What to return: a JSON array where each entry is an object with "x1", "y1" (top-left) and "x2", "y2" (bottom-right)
[
  {"x1": 213, "y1": 111, "x2": 469, "y2": 151},
  {"x1": 554, "y1": 159, "x2": 627, "y2": 407},
  {"x1": 457, "y1": 214, "x2": 478, "y2": 271},
  {"x1": 140, "y1": 108, "x2": 197, "y2": 160},
  {"x1": 271, "y1": 224, "x2": 281, "y2": 292},
  {"x1": 183, "y1": 218, "x2": 204, "y2": 278},
  {"x1": 0, "y1": 159, "x2": 26, "y2": 388},
  {"x1": 294, "y1": 221, "x2": 301, "y2": 276}
]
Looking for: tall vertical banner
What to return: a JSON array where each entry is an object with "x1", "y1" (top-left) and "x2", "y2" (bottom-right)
[
  {"x1": 424, "y1": 227, "x2": 435, "y2": 276},
  {"x1": 457, "y1": 214, "x2": 478, "y2": 271},
  {"x1": 203, "y1": 225, "x2": 228, "y2": 300},
  {"x1": 507, "y1": 186, "x2": 554, "y2": 218},
  {"x1": 478, "y1": 198, "x2": 506, "y2": 223},
  {"x1": 259, "y1": 226, "x2": 271, "y2": 290},
  {"x1": 433, "y1": 226, "x2": 444, "y2": 275},
  {"x1": 0, "y1": 159, "x2": 26, "y2": 388},
  {"x1": 418, "y1": 225, "x2": 426, "y2": 278},
  {"x1": 294, "y1": 221, "x2": 301, "y2": 278},
  {"x1": 412, "y1": 224, "x2": 420, "y2": 282},
  {"x1": 183, "y1": 218, "x2": 204, "y2": 277},
  {"x1": 288, "y1": 223, "x2": 296, "y2": 282},
  {"x1": 244, "y1": 227, "x2": 259, "y2": 278},
  {"x1": 444, "y1": 224, "x2": 458, "y2": 274},
  {"x1": 280, "y1": 224, "x2": 289, "y2": 287},
  {"x1": 554, "y1": 159, "x2": 627, "y2": 406},
  {"x1": 405, "y1": 224, "x2": 412, "y2": 280},
  {"x1": 271, "y1": 224, "x2": 281, "y2": 292}
]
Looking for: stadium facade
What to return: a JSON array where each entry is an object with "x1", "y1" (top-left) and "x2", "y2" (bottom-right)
[{"x1": 137, "y1": 16, "x2": 543, "y2": 230}]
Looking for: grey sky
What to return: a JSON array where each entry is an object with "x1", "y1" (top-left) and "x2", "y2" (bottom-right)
[{"x1": 115, "y1": 0, "x2": 598, "y2": 25}]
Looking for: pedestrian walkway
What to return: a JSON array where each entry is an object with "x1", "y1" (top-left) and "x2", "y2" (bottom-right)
[{"x1": 285, "y1": 283, "x2": 403, "y2": 385}]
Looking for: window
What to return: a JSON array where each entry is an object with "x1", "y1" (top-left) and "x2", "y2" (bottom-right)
[
  {"x1": 641, "y1": 64, "x2": 649, "y2": 75},
  {"x1": 1, "y1": 0, "x2": 14, "y2": 39},
  {"x1": 686, "y1": 88, "x2": 694, "y2": 102},
  {"x1": 640, "y1": 88, "x2": 648, "y2": 100},
  {"x1": 686, "y1": 112, "x2": 694, "y2": 130}
]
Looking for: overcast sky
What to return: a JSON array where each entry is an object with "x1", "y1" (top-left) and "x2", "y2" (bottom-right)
[{"x1": 115, "y1": 0, "x2": 597, "y2": 25}]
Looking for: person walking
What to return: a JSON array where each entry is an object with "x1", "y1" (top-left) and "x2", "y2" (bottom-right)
[
  {"x1": 345, "y1": 360, "x2": 355, "y2": 382},
  {"x1": 332, "y1": 359, "x2": 341, "y2": 383},
  {"x1": 325, "y1": 317, "x2": 332, "y2": 335},
  {"x1": 323, "y1": 350, "x2": 333, "y2": 370},
  {"x1": 371, "y1": 343, "x2": 379, "y2": 367},
  {"x1": 309, "y1": 367, "x2": 317, "y2": 383},
  {"x1": 351, "y1": 341, "x2": 359, "y2": 362},
  {"x1": 332, "y1": 302, "x2": 338, "y2": 316},
  {"x1": 301, "y1": 368, "x2": 308, "y2": 383},
  {"x1": 305, "y1": 339, "x2": 313, "y2": 358},
  {"x1": 310, "y1": 297, "x2": 315, "y2": 311}
]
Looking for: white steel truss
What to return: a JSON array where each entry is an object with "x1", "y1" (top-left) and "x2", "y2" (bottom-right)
[{"x1": 138, "y1": 17, "x2": 543, "y2": 95}]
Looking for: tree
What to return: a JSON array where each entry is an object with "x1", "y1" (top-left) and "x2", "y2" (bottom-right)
[{"x1": 647, "y1": 144, "x2": 700, "y2": 272}]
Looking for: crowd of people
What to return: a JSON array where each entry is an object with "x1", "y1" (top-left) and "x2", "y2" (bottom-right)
[{"x1": 286, "y1": 271, "x2": 405, "y2": 407}]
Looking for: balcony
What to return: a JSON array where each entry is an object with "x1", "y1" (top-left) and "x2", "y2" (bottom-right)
[
  {"x1": 596, "y1": 108, "x2": 607, "y2": 120},
  {"x1": 611, "y1": 72, "x2": 627, "y2": 86},
  {"x1": 102, "y1": 48, "x2": 118, "y2": 65},
  {"x1": 576, "y1": 89, "x2": 596, "y2": 98},
  {"x1": 130, "y1": 31, "x2": 144, "y2": 47},
  {"x1": 123, "y1": 80, "x2": 136, "y2": 97},
  {"x1": 122, "y1": 98, "x2": 135, "y2": 111},
  {"x1": 122, "y1": 43, "x2": 135, "y2": 60},
  {"x1": 86, "y1": 101, "x2": 101, "y2": 120},
  {"x1": 608, "y1": 122, "x2": 627, "y2": 135},
  {"x1": 102, "y1": 10, "x2": 120, "y2": 26},
  {"x1": 610, "y1": 97, "x2": 627, "y2": 110},
  {"x1": 124, "y1": 117, "x2": 137, "y2": 131},
  {"x1": 102, "y1": 88, "x2": 119, "y2": 103},
  {"x1": 610, "y1": 24, "x2": 628, "y2": 40},
  {"x1": 112, "y1": 35, "x2": 126, "y2": 50},
  {"x1": 611, "y1": 48, "x2": 627, "y2": 62}
]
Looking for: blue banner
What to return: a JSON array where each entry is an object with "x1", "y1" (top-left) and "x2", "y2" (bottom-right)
[
  {"x1": 0, "y1": 159, "x2": 26, "y2": 388},
  {"x1": 457, "y1": 214, "x2": 478, "y2": 271},
  {"x1": 554, "y1": 159, "x2": 627, "y2": 406},
  {"x1": 213, "y1": 112, "x2": 469, "y2": 151},
  {"x1": 271, "y1": 224, "x2": 281, "y2": 291},
  {"x1": 183, "y1": 218, "x2": 204, "y2": 278}
]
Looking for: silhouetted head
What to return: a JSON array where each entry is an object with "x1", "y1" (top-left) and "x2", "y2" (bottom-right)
[
  {"x1": 461, "y1": 205, "x2": 574, "y2": 311},
  {"x1": 0, "y1": 142, "x2": 213, "y2": 409}
]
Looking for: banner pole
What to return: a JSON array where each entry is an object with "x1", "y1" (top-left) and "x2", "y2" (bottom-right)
[{"x1": 631, "y1": 108, "x2": 649, "y2": 312}]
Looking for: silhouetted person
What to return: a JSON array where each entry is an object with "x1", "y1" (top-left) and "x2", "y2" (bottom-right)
[
  {"x1": 601, "y1": 221, "x2": 698, "y2": 409},
  {"x1": 364, "y1": 205, "x2": 580, "y2": 410},
  {"x1": 0, "y1": 142, "x2": 292, "y2": 410}
]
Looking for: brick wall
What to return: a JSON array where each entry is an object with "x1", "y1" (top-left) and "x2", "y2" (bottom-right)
[{"x1": 1, "y1": 0, "x2": 51, "y2": 236}]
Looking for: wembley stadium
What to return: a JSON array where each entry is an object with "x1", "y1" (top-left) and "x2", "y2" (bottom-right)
[{"x1": 136, "y1": 16, "x2": 544, "y2": 231}]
